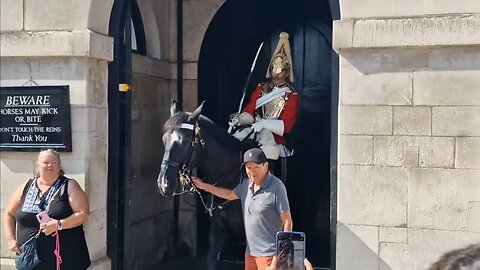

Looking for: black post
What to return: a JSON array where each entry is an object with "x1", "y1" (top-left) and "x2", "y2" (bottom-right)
[
  {"x1": 107, "y1": 0, "x2": 132, "y2": 269},
  {"x1": 173, "y1": 0, "x2": 184, "y2": 253},
  {"x1": 177, "y1": 0, "x2": 184, "y2": 108},
  {"x1": 328, "y1": 1, "x2": 340, "y2": 269}
]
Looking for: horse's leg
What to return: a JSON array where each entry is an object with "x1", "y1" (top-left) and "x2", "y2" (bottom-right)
[{"x1": 207, "y1": 211, "x2": 226, "y2": 270}]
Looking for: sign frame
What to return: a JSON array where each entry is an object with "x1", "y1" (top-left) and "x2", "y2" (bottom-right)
[{"x1": 0, "y1": 85, "x2": 72, "y2": 152}]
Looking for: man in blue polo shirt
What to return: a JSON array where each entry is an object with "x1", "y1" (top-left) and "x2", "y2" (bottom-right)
[{"x1": 192, "y1": 148, "x2": 293, "y2": 270}]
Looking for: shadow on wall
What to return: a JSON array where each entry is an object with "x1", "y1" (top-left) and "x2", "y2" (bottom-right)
[{"x1": 337, "y1": 223, "x2": 393, "y2": 270}]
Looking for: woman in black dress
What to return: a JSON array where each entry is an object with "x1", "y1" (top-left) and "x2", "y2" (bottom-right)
[{"x1": 3, "y1": 149, "x2": 91, "y2": 269}]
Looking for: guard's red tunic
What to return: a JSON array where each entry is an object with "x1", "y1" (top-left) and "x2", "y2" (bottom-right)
[{"x1": 242, "y1": 83, "x2": 298, "y2": 145}]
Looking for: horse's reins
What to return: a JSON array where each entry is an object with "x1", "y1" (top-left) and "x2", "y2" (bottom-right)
[{"x1": 165, "y1": 121, "x2": 231, "y2": 217}]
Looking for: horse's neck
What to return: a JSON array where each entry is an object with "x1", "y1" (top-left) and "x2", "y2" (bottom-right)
[{"x1": 200, "y1": 141, "x2": 241, "y2": 188}]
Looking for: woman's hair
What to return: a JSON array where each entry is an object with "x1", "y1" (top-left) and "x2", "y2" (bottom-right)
[
  {"x1": 35, "y1": 149, "x2": 65, "y2": 177},
  {"x1": 428, "y1": 243, "x2": 480, "y2": 270}
]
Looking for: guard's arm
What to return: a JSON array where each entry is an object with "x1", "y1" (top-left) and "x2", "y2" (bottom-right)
[
  {"x1": 230, "y1": 112, "x2": 254, "y2": 126},
  {"x1": 242, "y1": 84, "x2": 263, "y2": 115},
  {"x1": 279, "y1": 93, "x2": 298, "y2": 134},
  {"x1": 252, "y1": 119, "x2": 284, "y2": 136}
]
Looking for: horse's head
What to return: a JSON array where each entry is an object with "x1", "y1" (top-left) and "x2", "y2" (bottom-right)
[{"x1": 157, "y1": 100, "x2": 205, "y2": 196}]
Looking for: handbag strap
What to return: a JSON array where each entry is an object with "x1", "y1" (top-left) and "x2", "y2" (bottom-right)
[
  {"x1": 51, "y1": 179, "x2": 67, "y2": 270},
  {"x1": 33, "y1": 180, "x2": 67, "y2": 239},
  {"x1": 45, "y1": 179, "x2": 68, "y2": 213},
  {"x1": 54, "y1": 225, "x2": 62, "y2": 270}
]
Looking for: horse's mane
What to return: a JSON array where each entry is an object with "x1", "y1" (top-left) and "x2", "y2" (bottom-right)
[{"x1": 164, "y1": 112, "x2": 243, "y2": 152}]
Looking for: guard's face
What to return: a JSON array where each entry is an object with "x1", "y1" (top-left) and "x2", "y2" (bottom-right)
[{"x1": 271, "y1": 70, "x2": 288, "y2": 84}]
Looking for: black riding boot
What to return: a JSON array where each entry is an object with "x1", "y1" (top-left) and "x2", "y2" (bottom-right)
[{"x1": 267, "y1": 159, "x2": 278, "y2": 175}]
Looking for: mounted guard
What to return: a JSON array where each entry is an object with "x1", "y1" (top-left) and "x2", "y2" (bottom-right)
[{"x1": 229, "y1": 32, "x2": 298, "y2": 169}]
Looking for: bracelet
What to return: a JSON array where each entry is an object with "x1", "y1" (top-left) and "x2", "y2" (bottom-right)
[{"x1": 57, "y1": 220, "x2": 63, "y2": 230}]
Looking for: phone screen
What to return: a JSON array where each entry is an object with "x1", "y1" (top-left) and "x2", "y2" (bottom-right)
[{"x1": 276, "y1": 231, "x2": 306, "y2": 270}]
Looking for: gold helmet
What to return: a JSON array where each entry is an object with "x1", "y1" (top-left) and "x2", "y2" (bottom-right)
[{"x1": 266, "y1": 32, "x2": 294, "y2": 82}]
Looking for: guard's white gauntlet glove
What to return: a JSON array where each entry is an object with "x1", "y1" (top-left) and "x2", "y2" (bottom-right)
[
  {"x1": 229, "y1": 112, "x2": 254, "y2": 126},
  {"x1": 251, "y1": 119, "x2": 284, "y2": 136}
]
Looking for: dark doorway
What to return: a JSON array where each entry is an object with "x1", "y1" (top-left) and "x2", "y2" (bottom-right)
[{"x1": 198, "y1": 0, "x2": 337, "y2": 268}]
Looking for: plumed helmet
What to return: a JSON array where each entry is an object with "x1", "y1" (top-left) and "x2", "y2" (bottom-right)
[{"x1": 266, "y1": 32, "x2": 294, "y2": 82}]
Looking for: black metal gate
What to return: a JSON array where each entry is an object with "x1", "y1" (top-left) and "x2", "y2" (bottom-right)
[{"x1": 107, "y1": 0, "x2": 132, "y2": 269}]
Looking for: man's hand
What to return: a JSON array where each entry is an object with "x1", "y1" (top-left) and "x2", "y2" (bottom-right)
[
  {"x1": 192, "y1": 177, "x2": 239, "y2": 201},
  {"x1": 263, "y1": 256, "x2": 314, "y2": 270},
  {"x1": 192, "y1": 176, "x2": 207, "y2": 190},
  {"x1": 264, "y1": 256, "x2": 278, "y2": 270},
  {"x1": 303, "y1": 258, "x2": 314, "y2": 270}
]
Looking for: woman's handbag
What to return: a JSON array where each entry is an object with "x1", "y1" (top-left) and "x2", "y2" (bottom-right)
[{"x1": 15, "y1": 231, "x2": 41, "y2": 270}]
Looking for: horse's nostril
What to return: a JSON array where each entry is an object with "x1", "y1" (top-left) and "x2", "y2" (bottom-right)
[
  {"x1": 157, "y1": 175, "x2": 168, "y2": 193},
  {"x1": 158, "y1": 174, "x2": 177, "y2": 196}
]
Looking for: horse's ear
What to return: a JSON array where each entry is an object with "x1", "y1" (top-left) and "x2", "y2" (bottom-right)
[
  {"x1": 188, "y1": 101, "x2": 205, "y2": 122},
  {"x1": 170, "y1": 100, "x2": 180, "y2": 117}
]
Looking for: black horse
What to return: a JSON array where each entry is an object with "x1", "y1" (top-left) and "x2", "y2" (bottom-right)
[{"x1": 157, "y1": 100, "x2": 246, "y2": 270}]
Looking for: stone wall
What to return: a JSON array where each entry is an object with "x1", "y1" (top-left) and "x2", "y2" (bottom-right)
[
  {"x1": 0, "y1": 1, "x2": 113, "y2": 269},
  {"x1": 334, "y1": 4, "x2": 480, "y2": 270},
  {"x1": 0, "y1": 57, "x2": 112, "y2": 270},
  {"x1": 339, "y1": 0, "x2": 480, "y2": 19}
]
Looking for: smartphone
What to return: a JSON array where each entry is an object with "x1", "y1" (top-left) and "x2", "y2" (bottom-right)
[
  {"x1": 36, "y1": 211, "x2": 51, "y2": 224},
  {"x1": 276, "y1": 231, "x2": 306, "y2": 270}
]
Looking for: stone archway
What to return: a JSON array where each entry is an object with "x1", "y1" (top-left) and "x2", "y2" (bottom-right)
[
  {"x1": 198, "y1": 0, "x2": 339, "y2": 268},
  {"x1": 88, "y1": 0, "x2": 115, "y2": 35}
]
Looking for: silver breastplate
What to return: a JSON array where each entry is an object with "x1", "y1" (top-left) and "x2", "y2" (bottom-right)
[{"x1": 262, "y1": 95, "x2": 286, "y2": 119}]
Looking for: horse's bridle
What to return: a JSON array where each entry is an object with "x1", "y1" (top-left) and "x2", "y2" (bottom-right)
[
  {"x1": 162, "y1": 121, "x2": 205, "y2": 195},
  {"x1": 162, "y1": 121, "x2": 229, "y2": 216}
]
